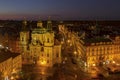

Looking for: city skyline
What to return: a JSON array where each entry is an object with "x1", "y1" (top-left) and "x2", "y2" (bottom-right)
[{"x1": 0, "y1": 0, "x2": 120, "y2": 20}]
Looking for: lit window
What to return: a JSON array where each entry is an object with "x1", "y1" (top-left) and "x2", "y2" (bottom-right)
[
  {"x1": 22, "y1": 37, "x2": 24, "y2": 41},
  {"x1": 56, "y1": 53, "x2": 59, "y2": 57}
]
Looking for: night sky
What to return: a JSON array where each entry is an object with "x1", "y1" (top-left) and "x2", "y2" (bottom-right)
[{"x1": 0, "y1": 0, "x2": 120, "y2": 20}]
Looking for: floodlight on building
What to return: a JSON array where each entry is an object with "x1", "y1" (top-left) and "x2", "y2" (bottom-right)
[
  {"x1": 112, "y1": 61, "x2": 115, "y2": 64},
  {"x1": 10, "y1": 76, "x2": 14, "y2": 80},
  {"x1": 92, "y1": 63, "x2": 96, "y2": 66},
  {"x1": 41, "y1": 60, "x2": 46, "y2": 65}
]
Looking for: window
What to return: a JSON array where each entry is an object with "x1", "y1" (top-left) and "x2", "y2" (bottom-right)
[
  {"x1": 87, "y1": 48, "x2": 90, "y2": 52},
  {"x1": 47, "y1": 53, "x2": 49, "y2": 57},
  {"x1": 42, "y1": 53, "x2": 43, "y2": 56},
  {"x1": 92, "y1": 58, "x2": 94, "y2": 61},
  {"x1": 47, "y1": 60, "x2": 49, "y2": 63},
  {"x1": 41, "y1": 47, "x2": 44, "y2": 51},
  {"x1": 34, "y1": 51, "x2": 36, "y2": 53},
  {"x1": 47, "y1": 38, "x2": 49, "y2": 43},
  {"x1": 56, "y1": 53, "x2": 59, "y2": 57},
  {"x1": 22, "y1": 37, "x2": 24, "y2": 41},
  {"x1": 91, "y1": 43, "x2": 95, "y2": 45}
]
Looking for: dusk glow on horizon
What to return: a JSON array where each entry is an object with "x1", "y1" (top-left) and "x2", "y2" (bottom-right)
[{"x1": 0, "y1": 0, "x2": 120, "y2": 20}]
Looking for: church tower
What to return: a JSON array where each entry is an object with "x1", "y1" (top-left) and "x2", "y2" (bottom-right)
[
  {"x1": 19, "y1": 19, "x2": 61, "y2": 67},
  {"x1": 47, "y1": 16, "x2": 52, "y2": 31},
  {"x1": 20, "y1": 19, "x2": 29, "y2": 56},
  {"x1": 22, "y1": 19, "x2": 27, "y2": 30},
  {"x1": 37, "y1": 20, "x2": 43, "y2": 28}
]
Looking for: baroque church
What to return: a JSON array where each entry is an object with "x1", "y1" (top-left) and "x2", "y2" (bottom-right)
[{"x1": 20, "y1": 19, "x2": 61, "y2": 67}]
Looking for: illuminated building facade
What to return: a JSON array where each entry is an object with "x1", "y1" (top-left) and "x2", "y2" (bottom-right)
[
  {"x1": 20, "y1": 19, "x2": 61, "y2": 67},
  {"x1": 111, "y1": 36, "x2": 120, "y2": 61},
  {"x1": 83, "y1": 37, "x2": 114, "y2": 67},
  {"x1": 0, "y1": 49, "x2": 22, "y2": 79}
]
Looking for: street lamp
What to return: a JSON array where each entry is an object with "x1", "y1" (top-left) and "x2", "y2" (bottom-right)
[
  {"x1": 61, "y1": 41, "x2": 64, "y2": 44},
  {"x1": 70, "y1": 43, "x2": 72, "y2": 46},
  {"x1": 10, "y1": 76, "x2": 15, "y2": 80},
  {"x1": 92, "y1": 63, "x2": 96, "y2": 67},
  {"x1": 74, "y1": 51, "x2": 77, "y2": 58},
  {"x1": 67, "y1": 39, "x2": 70, "y2": 43},
  {"x1": 75, "y1": 74, "x2": 77, "y2": 80},
  {"x1": 74, "y1": 51, "x2": 77, "y2": 55},
  {"x1": 0, "y1": 44, "x2": 4, "y2": 48},
  {"x1": 0, "y1": 45, "x2": 2, "y2": 47}
]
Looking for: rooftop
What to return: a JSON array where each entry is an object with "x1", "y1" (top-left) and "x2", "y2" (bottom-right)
[
  {"x1": 0, "y1": 48, "x2": 20, "y2": 63},
  {"x1": 32, "y1": 27, "x2": 47, "y2": 34},
  {"x1": 82, "y1": 37, "x2": 112, "y2": 46}
]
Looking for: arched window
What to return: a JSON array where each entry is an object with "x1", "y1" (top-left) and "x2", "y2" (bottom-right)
[
  {"x1": 47, "y1": 60, "x2": 49, "y2": 63},
  {"x1": 47, "y1": 38, "x2": 49, "y2": 43},
  {"x1": 41, "y1": 47, "x2": 44, "y2": 51},
  {"x1": 47, "y1": 53, "x2": 49, "y2": 57},
  {"x1": 22, "y1": 37, "x2": 24, "y2": 41},
  {"x1": 56, "y1": 53, "x2": 59, "y2": 57}
]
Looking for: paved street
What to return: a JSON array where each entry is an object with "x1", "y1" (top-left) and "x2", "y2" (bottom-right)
[
  {"x1": 21, "y1": 64, "x2": 54, "y2": 80},
  {"x1": 51, "y1": 33, "x2": 90, "y2": 79},
  {"x1": 58, "y1": 27, "x2": 91, "y2": 80}
]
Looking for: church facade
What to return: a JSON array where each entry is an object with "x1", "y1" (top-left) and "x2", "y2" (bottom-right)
[{"x1": 20, "y1": 19, "x2": 61, "y2": 67}]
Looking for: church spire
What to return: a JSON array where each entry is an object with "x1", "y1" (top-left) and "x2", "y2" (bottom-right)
[
  {"x1": 47, "y1": 16, "x2": 52, "y2": 31},
  {"x1": 22, "y1": 17, "x2": 27, "y2": 31}
]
